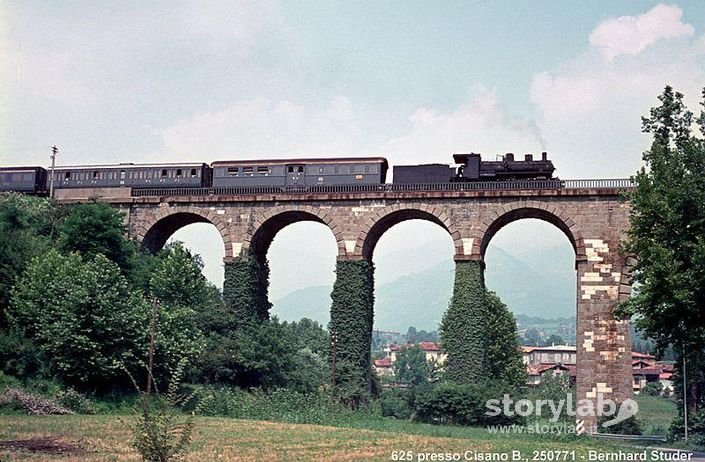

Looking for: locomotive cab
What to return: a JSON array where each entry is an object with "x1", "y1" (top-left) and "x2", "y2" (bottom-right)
[{"x1": 452, "y1": 153, "x2": 481, "y2": 180}]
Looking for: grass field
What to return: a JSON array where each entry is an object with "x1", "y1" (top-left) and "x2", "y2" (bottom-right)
[
  {"x1": 634, "y1": 395, "x2": 678, "y2": 435},
  {"x1": 0, "y1": 415, "x2": 635, "y2": 462}
]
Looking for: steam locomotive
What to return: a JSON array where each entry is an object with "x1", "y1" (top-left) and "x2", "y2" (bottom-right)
[{"x1": 0, "y1": 152, "x2": 555, "y2": 194}]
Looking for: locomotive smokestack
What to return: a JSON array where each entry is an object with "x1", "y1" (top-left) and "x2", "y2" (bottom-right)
[
  {"x1": 505, "y1": 153, "x2": 514, "y2": 162},
  {"x1": 525, "y1": 154, "x2": 533, "y2": 161},
  {"x1": 541, "y1": 152, "x2": 547, "y2": 161}
]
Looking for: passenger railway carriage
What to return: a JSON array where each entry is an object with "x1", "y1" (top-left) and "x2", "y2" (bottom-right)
[
  {"x1": 0, "y1": 166, "x2": 47, "y2": 193},
  {"x1": 51, "y1": 163, "x2": 210, "y2": 189},
  {"x1": 211, "y1": 157, "x2": 388, "y2": 188}
]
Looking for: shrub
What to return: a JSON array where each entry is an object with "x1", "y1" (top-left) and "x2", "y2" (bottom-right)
[
  {"x1": 640, "y1": 382, "x2": 662, "y2": 397},
  {"x1": 669, "y1": 409, "x2": 705, "y2": 447},
  {"x1": 54, "y1": 388, "x2": 97, "y2": 414},
  {"x1": 414, "y1": 382, "x2": 521, "y2": 427},
  {"x1": 380, "y1": 389, "x2": 412, "y2": 420}
]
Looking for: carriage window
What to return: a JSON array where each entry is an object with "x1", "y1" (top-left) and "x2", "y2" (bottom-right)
[
  {"x1": 190, "y1": 168, "x2": 197, "y2": 177},
  {"x1": 176, "y1": 169, "x2": 182, "y2": 178},
  {"x1": 297, "y1": 166, "x2": 304, "y2": 173},
  {"x1": 287, "y1": 166, "x2": 294, "y2": 173},
  {"x1": 120, "y1": 170, "x2": 126, "y2": 179},
  {"x1": 64, "y1": 172, "x2": 71, "y2": 179},
  {"x1": 243, "y1": 167, "x2": 254, "y2": 175},
  {"x1": 227, "y1": 167, "x2": 238, "y2": 176},
  {"x1": 93, "y1": 171, "x2": 99, "y2": 179},
  {"x1": 257, "y1": 166, "x2": 269, "y2": 175},
  {"x1": 23, "y1": 173, "x2": 33, "y2": 181},
  {"x1": 161, "y1": 169, "x2": 168, "y2": 178}
]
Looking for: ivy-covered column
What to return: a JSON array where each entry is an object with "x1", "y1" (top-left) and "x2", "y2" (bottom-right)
[
  {"x1": 222, "y1": 252, "x2": 271, "y2": 325},
  {"x1": 329, "y1": 259, "x2": 375, "y2": 407},
  {"x1": 440, "y1": 259, "x2": 488, "y2": 384}
]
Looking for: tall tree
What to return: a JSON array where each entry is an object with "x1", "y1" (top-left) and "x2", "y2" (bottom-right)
[
  {"x1": 8, "y1": 250, "x2": 147, "y2": 390},
  {"x1": 58, "y1": 202, "x2": 135, "y2": 270},
  {"x1": 484, "y1": 292, "x2": 526, "y2": 388},
  {"x1": 621, "y1": 86, "x2": 705, "y2": 427},
  {"x1": 0, "y1": 194, "x2": 59, "y2": 326},
  {"x1": 393, "y1": 345, "x2": 429, "y2": 388}
]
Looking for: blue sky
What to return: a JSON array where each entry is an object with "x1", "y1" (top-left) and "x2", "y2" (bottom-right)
[{"x1": 2, "y1": 2, "x2": 704, "y2": 306}]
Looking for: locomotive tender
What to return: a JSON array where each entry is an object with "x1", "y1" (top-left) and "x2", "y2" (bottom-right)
[{"x1": 0, "y1": 152, "x2": 554, "y2": 194}]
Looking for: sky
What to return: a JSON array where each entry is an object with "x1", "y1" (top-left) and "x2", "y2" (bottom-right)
[{"x1": 2, "y1": 1, "x2": 704, "y2": 306}]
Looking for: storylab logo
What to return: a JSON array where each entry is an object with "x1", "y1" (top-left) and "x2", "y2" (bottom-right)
[{"x1": 485, "y1": 393, "x2": 639, "y2": 428}]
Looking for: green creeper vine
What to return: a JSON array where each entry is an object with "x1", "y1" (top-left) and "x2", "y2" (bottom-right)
[
  {"x1": 440, "y1": 260, "x2": 524, "y2": 388},
  {"x1": 328, "y1": 260, "x2": 375, "y2": 407},
  {"x1": 440, "y1": 260, "x2": 488, "y2": 384},
  {"x1": 223, "y1": 251, "x2": 271, "y2": 325}
]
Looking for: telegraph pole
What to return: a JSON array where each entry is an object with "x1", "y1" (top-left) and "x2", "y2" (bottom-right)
[
  {"x1": 49, "y1": 146, "x2": 58, "y2": 199},
  {"x1": 683, "y1": 343, "x2": 688, "y2": 442}
]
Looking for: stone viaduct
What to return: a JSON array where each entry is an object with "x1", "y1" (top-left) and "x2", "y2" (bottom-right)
[{"x1": 57, "y1": 180, "x2": 635, "y2": 431}]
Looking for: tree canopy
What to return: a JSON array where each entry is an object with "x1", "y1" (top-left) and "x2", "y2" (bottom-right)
[{"x1": 621, "y1": 85, "x2": 705, "y2": 430}]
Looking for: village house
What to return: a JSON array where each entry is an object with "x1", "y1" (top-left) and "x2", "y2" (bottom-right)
[{"x1": 373, "y1": 342, "x2": 446, "y2": 377}]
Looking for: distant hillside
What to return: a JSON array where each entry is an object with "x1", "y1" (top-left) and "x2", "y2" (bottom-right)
[{"x1": 272, "y1": 241, "x2": 577, "y2": 331}]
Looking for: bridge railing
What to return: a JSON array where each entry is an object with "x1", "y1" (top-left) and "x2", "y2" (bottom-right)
[{"x1": 130, "y1": 178, "x2": 635, "y2": 197}]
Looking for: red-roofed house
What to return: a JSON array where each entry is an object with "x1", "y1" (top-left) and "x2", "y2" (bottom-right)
[
  {"x1": 418, "y1": 342, "x2": 447, "y2": 364},
  {"x1": 373, "y1": 357, "x2": 394, "y2": 376}
]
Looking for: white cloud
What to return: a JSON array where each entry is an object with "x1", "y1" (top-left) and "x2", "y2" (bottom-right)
[
  {"x1": 531, "y1": 7, "x2": 705, "y2": 179},
  {"x1": 382, "y1": 85, "x2": 545, "y2": 166},
  {"x1": 157, "y1": 96, "x2": 363, "y2": 160},
  {"x1": 589, "y1": 4, "x2": 694, "y2": 60},
  {"x1": 156, "y1": 85, "x2": 546, "y2": 169}
]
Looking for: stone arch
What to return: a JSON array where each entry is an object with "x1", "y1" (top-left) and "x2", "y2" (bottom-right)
[
  {"x1": 355, "y1": 204, "x2": 463, "y2": 261},
  {"x1": 243, "y1": 205, "x2": 340, "y2": 262},
  {"x1": 137, "y1": 206, "x2": 231, "y2": 257},
  {"x1": 478, "y1": 201, "x2": 586, "y2": 263}
]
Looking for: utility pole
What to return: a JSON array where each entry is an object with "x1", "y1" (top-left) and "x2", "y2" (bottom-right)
[
  {"x1": 49, "y1": 146, "x2": 58, "y2": 199},
  {"x1": 683, "y1": 343, "x2": 688, "y2": 442}
]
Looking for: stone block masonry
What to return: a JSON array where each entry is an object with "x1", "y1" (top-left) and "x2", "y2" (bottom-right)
[{"x1": 63, "y1": 186, "x2": 634, "y2": 430}]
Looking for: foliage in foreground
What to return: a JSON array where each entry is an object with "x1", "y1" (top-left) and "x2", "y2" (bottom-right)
[
  {"x1": 128, "y1": 367, "x2": 195, "y2": 462},
  {"x1": 619, "y1": 85, "x2": 705, "y2": 442}
]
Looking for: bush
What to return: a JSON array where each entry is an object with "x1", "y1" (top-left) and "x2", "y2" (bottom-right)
[
  {"x1": 190, "y1": 386, "x2": 378, "y2": 426},
  {"x1": 380, "y1": 389, "x2": 412, "y2": 420},
  {"x1": 414, "y1": 382, "x2": 521, "y2": 427},
  {"x1": 640, "y1": 382, "x2": 662, "y2": 397},
  {"x1": 54, "y1": 388, "x2": 97, "y2": 414},
  {"x1": 669, "y1": 409, "x2": 705, "y2": 447}
]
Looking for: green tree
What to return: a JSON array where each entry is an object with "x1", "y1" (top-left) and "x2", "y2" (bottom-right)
[
  {"x1": 524, "y1": 328, "x2": 541, "y2": 346},
  {"x1": 620, "y1": 86, "x2": 705, "y2": 433},
  {"x1": 58, "y1": 202, "x2": 135, "y2": 271},
  {"x1": 8, "y1": 250, "x2": 147, "y2": 390},
  {"x1": 147, "y1": 243, "x2": 211, "y2": 384},
  {"x1": 484, "y1": 292, "x2": 526, "y2": 388},
  {"x1": 393, "y1": 345, "x2": 429, "y2": 388},
  {"x1": 0, "y1": 194, "x2": 59, "y2": 326}
]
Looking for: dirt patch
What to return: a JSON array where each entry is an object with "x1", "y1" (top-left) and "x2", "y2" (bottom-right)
[{"x1": 0, "y1": 437, "x2": 85, "y2": 455}]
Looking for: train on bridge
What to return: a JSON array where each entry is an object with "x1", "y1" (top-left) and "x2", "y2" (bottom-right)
[{"x1": 0, "y1": 152, "x2": 556, "y2": 194}]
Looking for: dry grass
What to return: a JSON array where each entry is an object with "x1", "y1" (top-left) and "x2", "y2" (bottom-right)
[
  {"x1": 0, "y1": 415, "x2": 483, "y2": 461},
  {"x1": 0, "y1": 414, "x2": 626, "y2": 461}
]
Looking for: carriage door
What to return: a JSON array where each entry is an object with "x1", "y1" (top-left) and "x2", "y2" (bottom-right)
[{"x1": 286, "y1": 164, "x2": 305, "y2": 185}]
